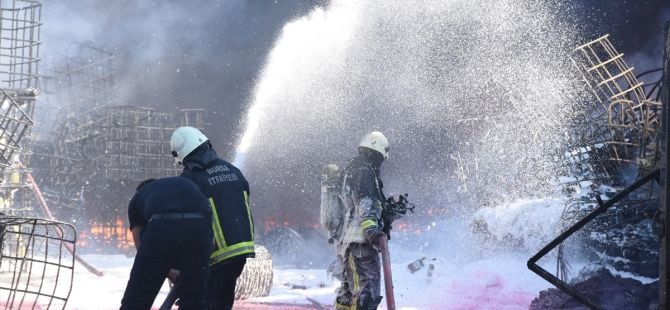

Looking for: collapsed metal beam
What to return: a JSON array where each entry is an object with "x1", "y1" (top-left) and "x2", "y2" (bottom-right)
[{"x1": 527, "y1": 169, "x2": 660, "y2": 310}]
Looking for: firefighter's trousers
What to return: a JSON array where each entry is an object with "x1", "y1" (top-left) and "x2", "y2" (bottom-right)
[{"x1": 335, "y1": 243, "x2": 382, "y2": 310}]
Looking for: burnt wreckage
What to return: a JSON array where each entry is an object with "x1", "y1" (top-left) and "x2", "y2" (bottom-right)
[{"x1": 528, "y1": 33, "x2": 665, "y2": 309}]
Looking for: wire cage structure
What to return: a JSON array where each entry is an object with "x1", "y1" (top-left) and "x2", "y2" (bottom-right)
[
  {"x1": 563, "y1": 34, "x2": 662, "y2": 221},
  {"x1": 0, "y1": 0, "x2": 41, "y2": 219},
  {"x1": 0, "y1": 88, "x2": 35, "y2": 169},
  {"x1": 36, "y1": 43, "x2": 116, "y2": 139},
  {"x1": 47, "y1": 44, "x2": 116, "y2": 112},
  {"x1": 53, "y1": 106, "x2": 206, "y2": 182},
  {"x1": 568, "y1": 34, "x2": 662, "y2": 181},
  {"x1": 31, "y1": 105, "x2": 206, "y2": 253},
  {"x1": 0, "y1": 0, "x2": 41, "y2": 89},
  {"x1": 0, "y1": 216, "x2": 76, "y2": 310},
  {"x1": 29, "y1": 43, "x2": 210, "y2": 253}
]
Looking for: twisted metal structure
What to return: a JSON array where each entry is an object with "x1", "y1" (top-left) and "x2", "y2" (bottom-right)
[
  {"x1": 529, "y1": 34, "x2": 664, "y2": 309},
  {"x1": 568, "y1": 34, "x2": 662, "y2": 179}
]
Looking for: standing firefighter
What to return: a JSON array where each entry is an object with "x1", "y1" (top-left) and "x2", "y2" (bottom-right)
[
  {"x1": 333, "y1": 131, "x2": 391, "y2": 310},
  {"x1": 121, "y1": 177, "x2": 213, "y2": 310},
  {"x1": 170, "y1": 126, "x2": 255, "y2": 310}
]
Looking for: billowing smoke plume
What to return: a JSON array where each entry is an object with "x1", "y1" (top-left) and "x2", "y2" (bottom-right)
[{"x1": 38, "y1": 0, "x2": 325, "y2": 147}]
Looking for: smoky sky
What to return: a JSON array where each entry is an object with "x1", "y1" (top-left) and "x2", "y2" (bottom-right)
[
  {"x1": 39, "y1": 0, "x2": 669, "y2": 151},
  {"x1": 568, "y1": 0, "x2": 669, "y2": 79},
  {"x1": 40, "y1": 0, "x2": 326, "y2": 154}
]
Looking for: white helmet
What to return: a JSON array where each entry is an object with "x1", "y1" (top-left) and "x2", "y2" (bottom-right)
[
  {"x1": 170, "y1": 126, "x2": 209, "y2": 164},
  {"x1": 359, "y1": 131, "x2": 389, "y2": 159}
]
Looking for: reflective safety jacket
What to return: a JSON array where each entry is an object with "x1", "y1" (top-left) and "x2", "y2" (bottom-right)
[
  {"x1": 181, "y1": 148, "x2": 255, "y2": 266},
  {"x1": 336, "y1": 153, "x2": 385, "y2": 257}
]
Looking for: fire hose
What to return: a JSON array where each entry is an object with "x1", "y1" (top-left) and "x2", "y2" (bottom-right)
[{"x1": 378, "y1": 236, "x2": 396, "y2": 310}]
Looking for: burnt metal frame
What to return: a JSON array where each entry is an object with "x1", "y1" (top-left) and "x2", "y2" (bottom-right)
[{"x1": 527, "y1": 168, "x2": 660, "y2": 310}]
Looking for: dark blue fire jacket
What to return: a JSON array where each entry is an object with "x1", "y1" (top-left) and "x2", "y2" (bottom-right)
[{"x1": 180, "y1": 147, "x2": 255, "y2": 266}]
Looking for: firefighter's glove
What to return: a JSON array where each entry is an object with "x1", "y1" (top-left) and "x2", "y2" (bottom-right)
[{"x1": 364, "y1": 228, "x2": 386, "y2": 245}]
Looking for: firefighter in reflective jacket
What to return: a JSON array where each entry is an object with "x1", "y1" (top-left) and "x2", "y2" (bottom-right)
[
  {"x1": 335, "y1": 131, "x2": 390, "y2": 310},
  {"x1": 170, "y1": 126, "x2": 255, "y2": 310}
]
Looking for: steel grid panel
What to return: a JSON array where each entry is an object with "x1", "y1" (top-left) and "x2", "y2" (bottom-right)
[{"x1": 0, "y1": 215, "x2": 75, "y2": 310}]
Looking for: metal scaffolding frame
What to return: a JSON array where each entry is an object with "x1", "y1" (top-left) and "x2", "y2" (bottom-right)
[
  {"x1": 0, "y1": 0, "x2": 41, "y2": 89},
  {"x1": 49, "y1": 44, "x2": 116, "y2": 112},
  {"x1": 34, "y1": 105, "x2": 205, "y2": 195},
  {"x1": 32, "y1": 103, "x2": 205, "y2": 252},
  {"x1": 0, "y1": 0, "x2": 41, "y2": 221}
]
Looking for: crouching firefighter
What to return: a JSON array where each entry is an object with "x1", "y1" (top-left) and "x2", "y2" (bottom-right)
[{"x1": 331, "y1": 131, "x2": 403, "y2": 310}]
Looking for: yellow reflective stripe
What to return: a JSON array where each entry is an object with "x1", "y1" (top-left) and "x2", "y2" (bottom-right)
[
  {"x1": 373, "y1": 199, "x2": 382, "y2": 210},
  {"x1": 348, "y1": 251, "x2": 360, "y2": 292},
  {"x1": 336, "y1": 303, "x2": 353, "y2": 310},
  {"x1": 210, "y1": 241, "x2": 255, "y2": 265},
  {"x1": 209, "y1": 198, "x2": 226, "y2": 249},
  {"x1": 360, "y1": 219, "x2": 376, "y2": 230},
  {"x1": 244, "y1": 191, "x2": 254, "y2": 239}
]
